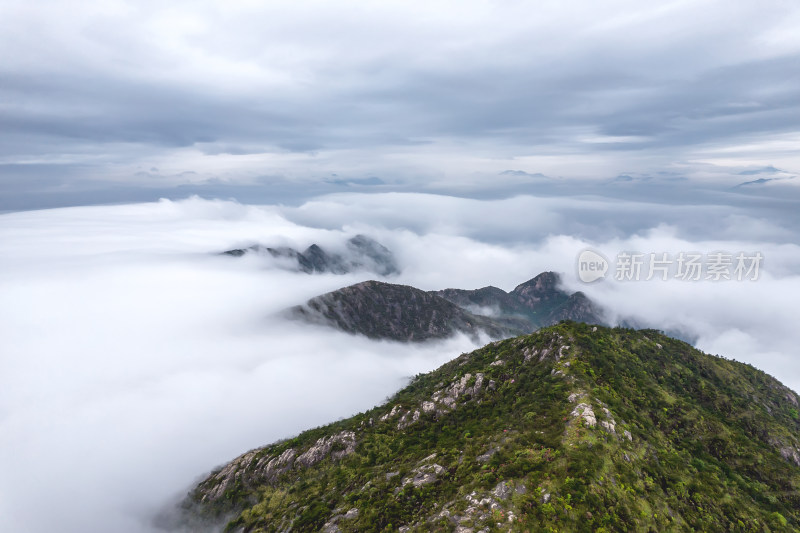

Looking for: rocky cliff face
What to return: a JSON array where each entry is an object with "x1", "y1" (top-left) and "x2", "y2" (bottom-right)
[
  {"x1": 180, "y1": 323, "x2": 800, "y2": 532},
  {"x1": 287, "y1": 272, "x2": 604, "y2": 343},
  {"x1": 222, "y1": 235, "x2": 399, "y2": 276},
  {"x1": 286, "y1": 280, "x2": 520, "y2": 342},
  {"x1": 435, "y1": 271, "x2": 604, "y2": 331}
]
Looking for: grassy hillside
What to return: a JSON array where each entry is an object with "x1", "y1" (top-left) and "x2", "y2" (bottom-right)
[{"x1": 183, "y1": 323, "x2": 800, "y2": 532}]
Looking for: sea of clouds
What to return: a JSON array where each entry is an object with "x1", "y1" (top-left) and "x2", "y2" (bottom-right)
[{"x1": 1, "y1": 193, "x2": 798, "y2": 532}]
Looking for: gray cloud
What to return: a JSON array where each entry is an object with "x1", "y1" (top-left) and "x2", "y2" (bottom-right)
[
  {"x1": 1, "y1": 1, "x2": 799, "y2": 207},
  {"x1": 0, "y1": 198, "x2": 485, "y2": 533},
  {"x1": 281, "y1": 188, "x2": 800, "y2": 246}
]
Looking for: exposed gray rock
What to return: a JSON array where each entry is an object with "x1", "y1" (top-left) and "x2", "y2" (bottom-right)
[
  {"x1": 397, "y1": 411, "x2": 412, "y2": 430},
  {"x1": 557, "y1": 345, "x2": 570, "y2": 360},
  {"x1": 403, "y1": 463, "x2": 445, "y2": 487},
  {"x1": 194, "y1": 430, "x2": 358, "y2": 508},
  {"x1": 600, "y1": 407, "x2": 617, "y2": 434},
  {"x1": 522, "y1": 346, "x2": 539, "y2": 362},
  {"x1": 780, "y1": 446, "x2": 800, "y2": 466},
  {"x1": 296, "y1": 431, "x2": 357, "y2": 467},
  {"x1": 380, "y1": 404, "x2": 402, "y2": 422},
  {"x1": 476, "y1": 447, "x2": 499, "y2": 463},
  {"x1": 492, "y1": 481, "x2": 511, "y2": 500},
  {"x1": 786, "y1": 392, "x2": 799, "y2": 407},
  {"x1": 571, "y1": 403, "x2": 597, "y2": 427},
  {"x1": 465, "y1": 490, "x2": 498, "y2": 509},
  {"x1": 199, "y1": 450, "x2": 260, "y2": 503}
]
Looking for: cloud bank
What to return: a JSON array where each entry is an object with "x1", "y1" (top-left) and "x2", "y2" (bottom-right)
[
  {"x1": 0, "y1": 198, "x2": 481, "y2": 533},
  {"x1": 1, "y1": 194, "x2": 798, "y2": 532}
]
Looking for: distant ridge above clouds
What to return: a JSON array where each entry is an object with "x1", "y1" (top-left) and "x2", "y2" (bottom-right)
[
  {"x1": 287, "y1": 272, "x2": 605, "y2": 342},
  {"x1": 287, "y1": 280, "x2": 520, "y2": 342},
  {"x1": 221, "y1": 234, "x2": 399, "y2": 276},
  {"x1": 435, "y1": 271, "x2": 604, "y2": 330}
]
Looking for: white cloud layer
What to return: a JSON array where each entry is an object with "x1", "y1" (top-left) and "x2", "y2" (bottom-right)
[{"x1": 0, "y1": 194, "x2": 798, "y2": 532}]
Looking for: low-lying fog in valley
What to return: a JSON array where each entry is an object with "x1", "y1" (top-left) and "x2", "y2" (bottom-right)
[{"x1": 1, "y1": 193, "x2": 799, "y2": 532}]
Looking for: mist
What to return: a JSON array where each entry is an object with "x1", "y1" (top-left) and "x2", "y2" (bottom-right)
[{"x1": 1, "y1": 194, "x2": 798, "y2": 532}]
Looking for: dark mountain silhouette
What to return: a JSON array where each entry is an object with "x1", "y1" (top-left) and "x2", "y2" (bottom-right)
[
  {"x1": 222, "y1": 235, "x2": 399, "y2": 276},
  {"x1": 435, "y1": 271, "x2": 603, "y2": 328},
  {"x1": 288, "y1": 272, "x2": 605, "y2": 342},
  {"x1": 286, "y1": 280, "x2": 521, "y2": 342}
]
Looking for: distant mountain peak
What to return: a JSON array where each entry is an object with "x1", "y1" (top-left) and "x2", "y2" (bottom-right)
[
  {"x1": 286, "y1": 280, "x2": 519, "y2": 342},
  {"x1": 221, "y1": 235, "x2": 399, "y2": 276},
  {"x1": 436, "y1": 271, "x2": 603, "y2": 332},
  {"x1": 287, "y1": 272, "x2": 605, "y2": 342},
  {"x1": 511, "y1": 271, "x2": 561, "y2": 298}
]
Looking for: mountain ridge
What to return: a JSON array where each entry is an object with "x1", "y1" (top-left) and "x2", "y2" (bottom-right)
[
  {"x1": 434, "y1": 271, "x2": 602, "y2": 329},
  {"x1": 288, "y1": 272, "x2": 604, "y2": 342},
  {"x1": 178, "y1": 322, "x2": 800, "y2": 532},
  {"x1": 286, "y1": 280, "x2": 520, "y2": 342},
  {"x1": 222, "y1": 235, "x2": 399, "y2": 276}
]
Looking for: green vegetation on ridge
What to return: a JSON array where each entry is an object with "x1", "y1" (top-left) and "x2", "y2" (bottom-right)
[{"x1": 184, "y1": 323, "x2": 800, "y2": 532}]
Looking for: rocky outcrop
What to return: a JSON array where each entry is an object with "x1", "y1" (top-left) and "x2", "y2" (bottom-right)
[
  {"x1": 571, "y1": 402, "x2": 597, "y2": 427},
  {"x1": 780, "y1": 446, "x2": 800, "y2": 466},
  {"x1": 296, "y1": 431, "x2": 357, "y2": 467},
  {"x1": 380, "y1": 371, "x2": 489, "y2": 431},
  {"x1": 401, "y1": 463, "x2": 446, "y2": 488},
  {"x1": 192, "y1": 430, "x2": 357, "y2": 508}
]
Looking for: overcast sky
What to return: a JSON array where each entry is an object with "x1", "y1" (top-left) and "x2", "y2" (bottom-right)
[{"x1": 1, "y1": 0, "x2": 799, "y2": 209}]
